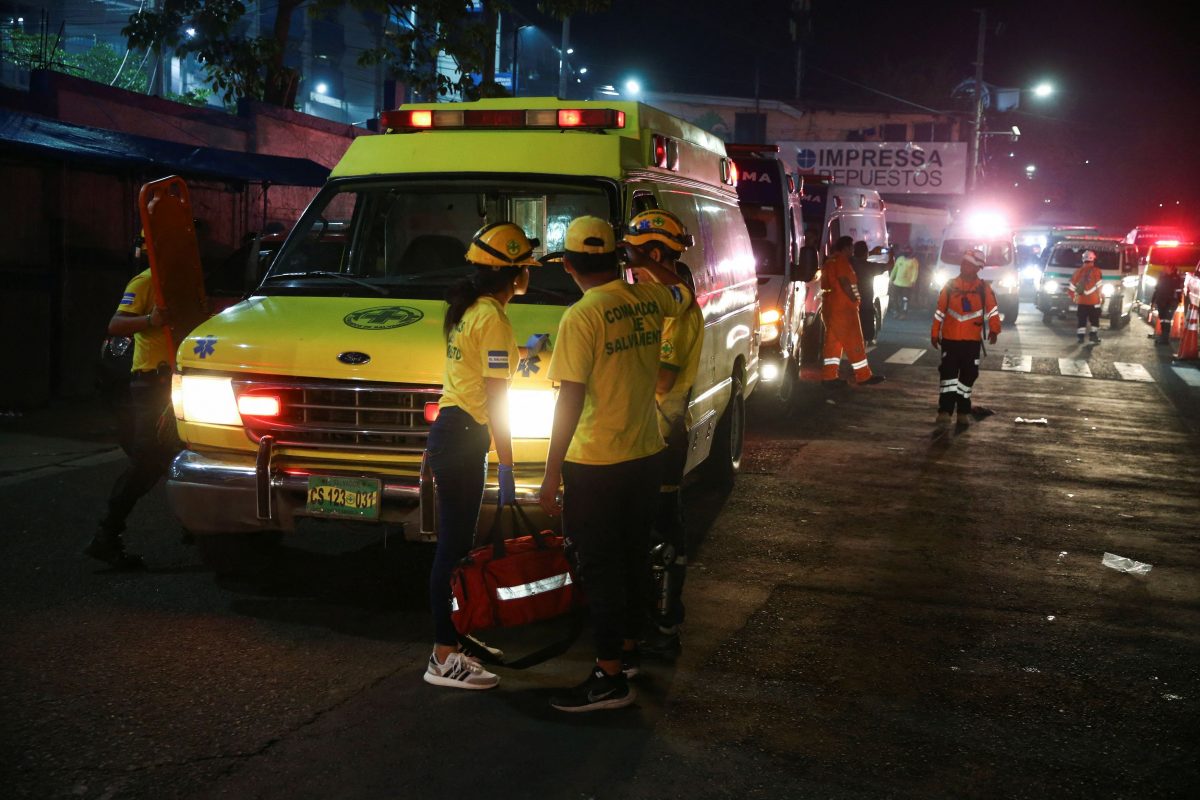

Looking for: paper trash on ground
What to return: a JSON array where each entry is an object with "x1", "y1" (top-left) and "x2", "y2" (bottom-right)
[
  {"x1": 1102, "y1": 552, "x2": 1153, "y2": 575},
  {"x1": 1014, "y1": 417, "x2": 1049, "y2": 425}
]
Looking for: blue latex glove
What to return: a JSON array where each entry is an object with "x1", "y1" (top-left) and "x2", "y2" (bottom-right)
[
  {"x1": 498, "y1": 463, "x2": 516, "y2": 506},
  {"x1": 524, "y1": 333, "x2": 550, "y2": 355}
]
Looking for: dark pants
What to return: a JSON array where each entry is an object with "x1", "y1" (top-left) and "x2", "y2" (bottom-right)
[
  {"x1": 858, "y1": 289, "x2": 876, "y2": 343},
  {"x1": 100, "y1": 373, "x2": 175, "y2": 536},
  {"x1": 1076, "y1": 304, "x2": 1101, "y2": 335},
  {"x1": 562, "y1": 454, "x2": 661, "y2": 661},
  {"x1": 938, "y1": 340, "x2": 982, "y2": 414},
  {"x1": 891, "y1": 285, "x2": 911, "y2": 316},
  {"x1": 651, "y1": 419, "x2": 688, "y2": 628},
  {"x1": 426, "y1": 406, "x2": 491, "y2": 647}
]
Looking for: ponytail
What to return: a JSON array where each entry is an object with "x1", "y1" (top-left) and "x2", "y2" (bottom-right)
[{"x1": 443, "y1": 265, "x2": 523, "y2": 339}]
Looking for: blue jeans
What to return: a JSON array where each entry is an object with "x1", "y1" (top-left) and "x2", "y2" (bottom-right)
[{"x1": 426, "y1": 406, "x2": 491, "y2": 646}]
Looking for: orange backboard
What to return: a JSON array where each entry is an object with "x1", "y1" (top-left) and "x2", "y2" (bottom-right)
[{"x1": 138, "y1": 176, "x2": 208, "y2": 367}]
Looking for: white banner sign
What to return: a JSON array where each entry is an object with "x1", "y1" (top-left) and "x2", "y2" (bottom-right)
[{"x1": 777, "y1": 142, "x2": 967, "y2": 195}]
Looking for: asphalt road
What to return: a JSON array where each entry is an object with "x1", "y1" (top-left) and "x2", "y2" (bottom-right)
[{"x1": 1, "y1": 302, "x2": 1197, "y2": 799}]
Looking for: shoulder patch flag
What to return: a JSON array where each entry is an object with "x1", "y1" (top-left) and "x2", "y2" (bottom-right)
[
  {"x1": 119, "y1": 292, "x2": 136, "y2": 307},
  {"x1": 669, "y1": 285, "x2": 683, "y2": 303},
  {"x1": 487, "y1": 350, "x2": 510, "y2": 369}
]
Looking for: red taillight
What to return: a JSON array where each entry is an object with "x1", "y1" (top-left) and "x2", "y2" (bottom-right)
[
  {"x1": 237, "y1": 395, "x2": 281, "y2": 417},
  {"x1": 424, "y1": 402, "x2": 440, "y2": 424},
  {"x1": 652, "y1": 135, "x2": 668, "y2": 168}
]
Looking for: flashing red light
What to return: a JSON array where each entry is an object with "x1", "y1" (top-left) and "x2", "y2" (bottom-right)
[
  {"x1": 652, "y1": 135, "x2": 668, "y2": 168},
  {"x1": 559, "y1": 109, "x2": 584, "y2": 127},
  {"x1": 1155, "y1": 239, "x2": 1181, "y2": 247},
  {"x1": 729, "y1": 160, "x2": 739, "y2": 185},
  {"x1": 558, "y1": 108, "x2": 625, "y2": 128},
  {"x1": 424, "y1": 402, "x2": 440, "y2": 424},
  {"x1": 409, "y1": 110, "x2": 433, "y2": 128},
  {"x1": 237, "y1": 395, "x2": 281, "y2": 417}
]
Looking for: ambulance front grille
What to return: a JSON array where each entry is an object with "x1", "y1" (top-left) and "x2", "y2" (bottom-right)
[{"x1": 233, "y1": 378, "x2": 440, "y2": 454}]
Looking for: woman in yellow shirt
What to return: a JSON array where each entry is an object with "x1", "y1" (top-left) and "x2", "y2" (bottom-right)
[{"x1": 424, "y1": 222, "x2": 537, "y2": 691}]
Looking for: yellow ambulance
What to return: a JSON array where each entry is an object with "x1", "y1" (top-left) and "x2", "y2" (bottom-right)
[{"x1": 166, "y1": 98, "x2": 759, "y2": 555}]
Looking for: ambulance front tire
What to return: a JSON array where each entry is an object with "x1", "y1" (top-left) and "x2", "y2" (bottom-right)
[
  {"x1": 1001, "y1": 300, "x2": 1019, "y2": 326},
  {"x1": 706, "y1": 372, "x2": 745, "y2": 485},
  {"x1": 776, "y1": 348, "x2": 799, "y2": 404},
  {"x1": 196, "y1": 531, "x2": 282, "y2": 577},
  {"x1": 1109, "y1": 296, "x2": 1126, "y2": 328}
]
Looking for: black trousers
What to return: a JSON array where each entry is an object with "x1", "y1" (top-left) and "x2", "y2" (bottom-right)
[
  {"x1": 1076, "y1": 304, "x2": 1101, "y2": 334},
  {"x1": 562, "y1": 454, "x2": 661, "y2": 661},
  {"x1": 100, "y1": 373, "x2": 175, "y2": 536},
  {"x1": 651, "y1": 418, "x2": 689, "y2": 628},
  {"x1": 938, "y1": 340, "x2": 982, "y2": 414},
  {"x1": 1156, "y1": 303, "x2": 1176, "y2": 340},
  {"x1": 426, "y1": 406, "x2": 491, "y2": 646}
]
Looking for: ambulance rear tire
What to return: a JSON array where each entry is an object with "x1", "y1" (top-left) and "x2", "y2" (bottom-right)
[
  {"x1": 707, "y1": 373, "x2": 745, "y2": 485},
  {"x1": 197, "y1": 532, "x2": 282, "y2": 577},
  {"x1": 776, "y1": 350, "x2": 799, "y2": 404}
]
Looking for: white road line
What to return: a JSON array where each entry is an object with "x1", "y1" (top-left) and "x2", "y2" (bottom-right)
[
  {"x1": 1170, "y1": 366, "x2": 1200, "y2": 387},
  {"x1": 1057, "y1": 358, "x2": 1093, "y2": 378},
  {"x1": 886, "y1": 347, "x2": 927, "y2": 365},
  {"x1": 1001, "y1": 355, "x2": 1032, "y2": 373},
  {"x1": 1113, "y1": 362, "x2": 1155, "y2": 383}
]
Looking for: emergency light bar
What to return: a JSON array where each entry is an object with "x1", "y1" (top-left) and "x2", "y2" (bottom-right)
[{"x1": 381, "y1": 108, "x2": 626, "y2": 132}]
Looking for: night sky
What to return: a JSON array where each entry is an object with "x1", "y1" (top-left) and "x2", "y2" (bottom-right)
[{"x1": 523, "y1": 0, "x2": 1200, "y2": 232}]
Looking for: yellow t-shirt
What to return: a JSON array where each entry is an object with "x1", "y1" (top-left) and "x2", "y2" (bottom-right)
[
  {"x1": 117, "y1": 269, "x2": 171, "y2": 373},
  {"x1": 548, "y1": 279, "x2": 692, "y2": 465},
  {"x1": 438, "y1": 296, "x2": 519, "y2": 425},
  {"x1": 657, "y1": 302, "x2": 704, "y2": 433}
]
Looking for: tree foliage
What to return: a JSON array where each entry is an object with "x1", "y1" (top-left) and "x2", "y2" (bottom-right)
[
  {"x1": 123, "y1": 0, "x2": 303, "y2": 107},
  {"x1": 1, "y1": 28, "x2": 151, "y2": 93}
]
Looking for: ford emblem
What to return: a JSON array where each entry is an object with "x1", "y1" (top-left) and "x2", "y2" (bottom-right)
[{"x1": 337, "y1": 351, "x2": 371, "y2": 365}]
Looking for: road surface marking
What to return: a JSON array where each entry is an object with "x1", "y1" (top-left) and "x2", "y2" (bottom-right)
[
  {"x1": 1170, "y1": 366, "x2": 1200, "y2": 387},
  {"x1": 1057, "y1": 358, "x2": 1093, "y2": 378},
  {"x1": 1113, "y1": 362, "x2": 1155, "y2": 383},
  {"x1": 1001, "y1": 355, "x2": 1032, "y2": 373},
  {"x1": 886, "y1": 348, "x2": 927, "y2": 365}
]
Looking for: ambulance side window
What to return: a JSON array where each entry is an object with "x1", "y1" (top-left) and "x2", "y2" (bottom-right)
[{"x1": 660, "y1": 192, "x2": 710, "y2": 296}]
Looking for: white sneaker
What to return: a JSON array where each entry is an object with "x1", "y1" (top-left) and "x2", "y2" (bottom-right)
[{"x1": 423, "y1": 650, "x2": 500, "y2": 690}]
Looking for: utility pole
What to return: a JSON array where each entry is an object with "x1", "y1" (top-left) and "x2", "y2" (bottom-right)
[
  {"x1": 968, "y1": 8, "x2": 986, "y2": 194},
  {"x1": 557, "y1": 16, "x2": 570, "y2": 99}
]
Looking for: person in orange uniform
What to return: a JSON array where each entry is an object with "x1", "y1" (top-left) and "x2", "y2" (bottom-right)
[
  {"x1": 930, "y1": 249, "x2": 1001, "y2": 429},
  {"x1": 821, "y1": 235, "x2": 885, "y2": 387},
  {"x1": 1068, "y1": 249, "x2": 1103, "y2": 345}
]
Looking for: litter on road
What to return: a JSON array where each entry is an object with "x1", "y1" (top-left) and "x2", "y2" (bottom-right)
[
  {"x1": 1014, "y1": 417, "x2": 1049, "y2": 425},
  {"x1": 1102, "y1": 552, "x2": 1153, "y2": 575}
]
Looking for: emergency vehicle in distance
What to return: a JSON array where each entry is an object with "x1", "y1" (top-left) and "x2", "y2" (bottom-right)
[
  {"x1": 726, "y1": 143, "x2": 818, "y2": 401},
  {"x1": 932, "y1": 213, "x2": 1020, "y2": 324},
  {"x1": 1136, "y1": 242, "x2": 1200, "y2": 311},
  {"x1": 1036, "y1": 236, "x2": 1140, "y2": 326},
  {"x1": 164, "y1": 98, "x2": 759, "y2": 561},
  {"x1": 799, "y1": 174, "x2": 891, "y2": 339}
]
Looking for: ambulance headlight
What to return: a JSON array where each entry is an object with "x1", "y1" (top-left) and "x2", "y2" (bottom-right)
[
  {"x1": 999, "y1": 276, "x2": 1019, "y2": 290},
  {"x1": 1042, "y1": 280, "x2": 1060, "y2": 294},
  {"x1": 1101, "y1": 282, "x2": 1115, "y2": 297},
  {"x1": 758, "y1": 308, "x2": 781, "y2": 343},
  {"x1": 761, "y1": 362, "x2": 781, "y2": 382},
  {"x1": 508, "y1": 388, "x2": 556, "y2": 439},
  {"x1": 1021, "y1": 265, "x2": 1041, "y2": 281},
  {"x1": 1143, "y1": 275, "x2": 1158, "y2": 288},
  {"x1": 1122, "y1": 275, "x2": 1139, "y2": 288},
  {"x1": 177, "y1": 374, "x2": 242, "y2": 426},
  {"x1": 932, "y1": 268, "x2": 950, "y2": 287}
]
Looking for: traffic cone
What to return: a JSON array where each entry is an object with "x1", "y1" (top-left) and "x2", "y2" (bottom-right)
[
  {"x1": 1176, "y1": 305, "x2": 1199, "y2": 360},
  {"x1": 1170, "y1": 302, "x2": 1185, "y2": 340}
]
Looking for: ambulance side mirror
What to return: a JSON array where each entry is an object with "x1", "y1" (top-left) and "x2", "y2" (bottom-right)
[{"x1": 794, "y1": 245, "x2": 819, "y2": 282}]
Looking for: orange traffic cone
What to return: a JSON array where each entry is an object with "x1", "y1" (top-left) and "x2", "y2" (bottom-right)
[
  {"x1": 1170, "y1": 302, "x2": 1185, "y2": 339},
  {"x1": 1176, "y1": 305, "x2": 1199, "y2": 360}
]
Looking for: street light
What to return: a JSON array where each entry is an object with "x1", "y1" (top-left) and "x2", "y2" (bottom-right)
[
  {"x1": 624, "y1": 78, "x2": 641, "y2": 96},
  {"x1": 1033, "y1": 82, "x2": 1054, "y2": 98}
]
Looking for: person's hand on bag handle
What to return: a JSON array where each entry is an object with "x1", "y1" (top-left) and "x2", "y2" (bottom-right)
[
  {"x1": 538, "y1": 469, "x2": 562, "y2": 517},
  {"x1": 498, "y1": 463, "x2": 516, "y2": 506}
]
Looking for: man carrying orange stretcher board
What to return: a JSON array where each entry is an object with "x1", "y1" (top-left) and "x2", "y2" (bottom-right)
[{"x1": 820, "y1": 235, "x2": 886, "y2": 388}]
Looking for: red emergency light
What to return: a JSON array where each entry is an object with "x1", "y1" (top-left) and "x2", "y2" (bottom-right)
[
  {"x1": 1155, "y1": 239, "x2": 1181, "y2": 247},
  {"x1": 424, "y1": 402, "x2": 440, "y2": 424},
  {"x1": 381, "y1": 107, "x2": 626, "y2": 132},
  {"x1": 237, "y1": 394, "x2": 281, "y2": 418}
]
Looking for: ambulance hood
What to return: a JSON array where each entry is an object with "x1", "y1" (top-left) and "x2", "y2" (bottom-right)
[{"x1": 176, "y1": 295, "x2": 565, "y2": 385}]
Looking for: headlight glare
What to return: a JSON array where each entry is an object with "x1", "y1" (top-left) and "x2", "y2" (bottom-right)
[
  {"x1": 508, "y1": 388, "x2": 556, "y2": 439},
  {"x1": 1101, "y1": 282, "x2": 1115, "y2": 297},
  {"x1": 179, "y1": 375, "x2": 242, "y2": 426},
  {"x1": 1043, "y1": 280, "x2": 1060, "y2": 294}
]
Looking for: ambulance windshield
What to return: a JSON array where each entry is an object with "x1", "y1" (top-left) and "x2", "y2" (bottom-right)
[{"x1": 261, "y1": 178, "x2": 615, "y2": 303}]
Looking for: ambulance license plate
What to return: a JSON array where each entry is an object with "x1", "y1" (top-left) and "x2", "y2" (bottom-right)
[{"x1": 305, "y1": 476, "x2": 381, "y2": 520}]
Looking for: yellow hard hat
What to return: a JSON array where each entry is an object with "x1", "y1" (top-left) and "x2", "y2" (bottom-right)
[
  {"x1": 565, "y1": 216, "x2": 617, "y2": 254},
  {"x1": 465, "y1": 222, "x2": 540, "y2": 268},
  {"x1": 625, "y1": 210, "x2": 693, "y2": 252}
]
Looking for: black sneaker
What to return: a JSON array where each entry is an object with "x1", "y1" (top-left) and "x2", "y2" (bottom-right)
[
  {"x1": 621, "y1": 649, "x2": 641, "y2": 679},
  {"x1": 550, "y1": 666, "x2": 636, "y2": 713},
  {"x1": 640, "y1": 626, "x2": 682, "y2": 659},
  {"x1": 83, "y1": 533, "x2": 146, "y2": 571}
]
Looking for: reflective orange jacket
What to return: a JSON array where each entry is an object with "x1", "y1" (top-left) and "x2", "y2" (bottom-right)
[
  {"x1": 1069, "y1": 264, "x2": 1103, "y2": 306},
  {"x1": 932, "y1": 277, "x2": 1001, "y2": 342},
  {"x1": 820, "y1": 253, "x2": 861, "y2": 313}
]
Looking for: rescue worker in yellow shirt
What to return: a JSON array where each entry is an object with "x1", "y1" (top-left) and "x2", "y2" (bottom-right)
[
  {"x1": 821, "y1": 235, "x2": 886, "y2": 387},
  {"x1": 1068, "y1": 249, "x2": 1103, "y2": 345},
  {"x1": 931, "y1": 249, "x2": 1001, "y2": 430},
  {"x1": 423, "y1": 222, "x2": 539, "y2": 691},
  {"x1": 85, "y1": 234, "x2": 173, "y2": 569},
  {"x1": 538, "y1": 216, "x2": 692, "y2": 713},
  {"x1": 890, "y1": 246, "x2": 920, "y2": 319},
  {"x1": 622, "y1": 209, "x2": 703, "y2": 659}
]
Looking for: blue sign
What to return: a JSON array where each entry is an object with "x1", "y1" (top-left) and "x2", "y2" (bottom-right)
[{"x1": 796, "y1": 149, "x2": 818, "y2": 170}]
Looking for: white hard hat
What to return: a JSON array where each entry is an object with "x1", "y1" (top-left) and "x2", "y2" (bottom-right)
[
  {"x1": 962, "y1": 249, "x2": 985, "y2": 268},
  {"x1": 1081, "y1": 250, "x2": 1097, "y2": 262}
]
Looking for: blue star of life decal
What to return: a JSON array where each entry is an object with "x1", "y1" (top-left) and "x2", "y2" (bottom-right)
[
  {"x1": 193, "y1": 336, "x2": 217, "y2": 359},
  {"x1": 518, "y1": 355, "x2": 541, "y2": 377}
]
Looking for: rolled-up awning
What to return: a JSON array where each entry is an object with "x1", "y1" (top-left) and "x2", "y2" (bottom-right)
[{"x1": 0, "y1": 109, "x2": 330, "y2": 186}]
